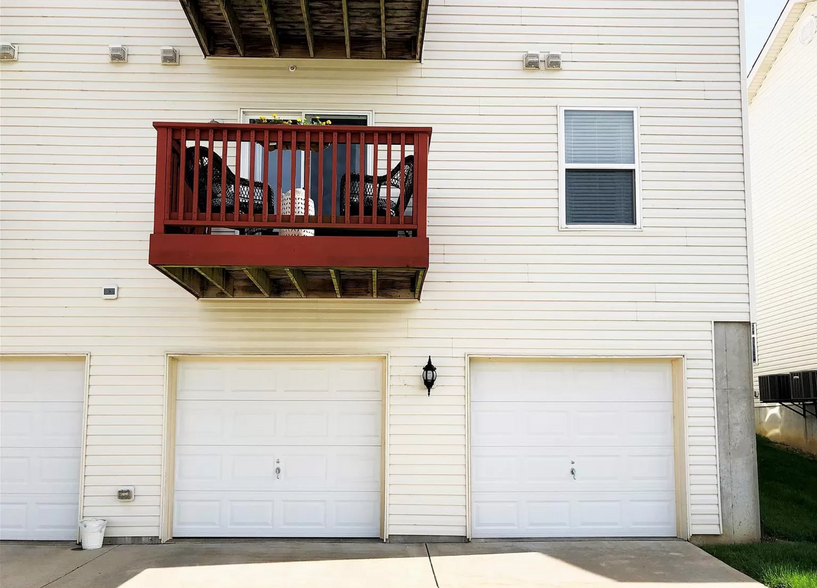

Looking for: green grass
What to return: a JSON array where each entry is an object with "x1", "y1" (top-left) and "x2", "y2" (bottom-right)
[
  {"x1": 756, "y1": 435, "x2": 817, "y2": 542},
  {"x1": 704, "y1": 542, "x2": 817, "y2": 588},
  {"x1": 701, "y1": 436, "x2": 817, "y2": 588}
]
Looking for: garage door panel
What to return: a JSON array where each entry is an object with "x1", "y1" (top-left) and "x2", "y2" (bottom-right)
[
  {"x1": 173, "y1": 359, "x2": 382, "y2": 538},
  {"x1": 176, "y1": 400, "x2": 380, "y2": 446},
  {"x1": 174, "y1": 491, "x2": 380, "y2": 538},
  {"x1": 471, "y1": 360, "x2": 676, "y2": 539},
  {"x1": 177, "y1": 361, "x2": 382, "y2": 402},
  {"x1": 1, "y1": 402, "x2": 83, "y2": 448},
  {"x1": 0, "y1": 366, "x2": 85, "y2": 403},
  {"x1": 0, "y1": 359, "x2": 84, "y2": 540},
  {"x1": 473, "y1": 491, "x2": 676, "y2": 538}
]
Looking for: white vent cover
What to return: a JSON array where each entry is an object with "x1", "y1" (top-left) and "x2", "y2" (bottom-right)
[
  {"x1": 800, "y1": 15, "x2": 816, "y2": 44},
  {"x1": 545, "y1": 51, "x2": 562, "y2": 70},
  {"x1": 1, "y1": 43, "x2": 18, "y2": 61},
  {"x1": 522, "y1": 51, "x2": 541, "y2": 70},
  {"x1": 109, "y1": 45, "x2": 128, "y2": 63},
  {"x1": 161, "y1": 46, "x2": 180, "y2": 65}
]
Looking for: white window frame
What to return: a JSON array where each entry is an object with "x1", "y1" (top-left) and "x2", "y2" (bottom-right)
[{"x1": 558, "y1": 106, "x2": 642, "y2": 231}]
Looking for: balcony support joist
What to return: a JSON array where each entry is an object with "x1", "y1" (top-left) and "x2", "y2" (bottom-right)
[
  {"x1": 217, "y1": 0, "x2": 245, "y2": 56},
  {"x1": 380, "y1": 0, "x2": 387, "y2": 58},
  {"x1": 414, "y1": 268, "x2": 426, "y2": 299},
  {"x1": 244, "y1": 267, "x2": 272, "y2": 297},
  {"x1": 179, "y1": 0, "x2": 213, "y2": 56},
  {"x1": 196, "y1": 267, "x2": 234, "y2": 296},
  {"x1": 161, "y1": 267, "x2": 204, "y2": 299},
  {"x1": 285, "y1": 268, "x2": 308, "y2": 297},
  {"x1": 417, "y1": 0, "x2": 430, "y2": 60},
  {"x1": 259, "y1": 0, "x2": 281, "y2": 57},
  {"x1": 299, "y1": 0, "x2": 315, "y2": 58},
  {"x1": 341, "y1": 0, "x2": 351, "y2": 58},
  {"x1": 329, "y1": 269, "x2": 342, "y2": 298}
]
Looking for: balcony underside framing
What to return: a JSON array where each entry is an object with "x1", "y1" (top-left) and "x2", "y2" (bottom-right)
[{"x1": 150, "y1": 234, "x2": 428, "y2": 299}]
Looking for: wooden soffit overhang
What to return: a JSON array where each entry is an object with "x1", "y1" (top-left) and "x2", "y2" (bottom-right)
[{"x1": 179, "y1": 0, "x2": 430, "y2": 60}]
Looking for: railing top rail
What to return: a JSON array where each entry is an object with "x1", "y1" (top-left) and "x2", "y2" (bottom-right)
[{"x1": 153, "y1": 121, "x2": 433, "y2": 137}]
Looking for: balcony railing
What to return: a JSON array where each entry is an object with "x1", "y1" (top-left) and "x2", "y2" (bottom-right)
[{"x1": 149, "y1": 122, "x2": 431, "y2": 299}]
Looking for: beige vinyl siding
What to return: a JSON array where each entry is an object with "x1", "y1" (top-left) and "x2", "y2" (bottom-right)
[
  {"x1": 0, "y1": 0, "x2": 748, "y2": 538},
  {"x1": 749, "y1": 1, "x2": 817, "y2": 379}
]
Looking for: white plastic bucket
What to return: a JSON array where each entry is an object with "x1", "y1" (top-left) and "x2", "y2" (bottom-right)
[{"x1": 79, "y1": 518, "x2": 107, "y2": 550}]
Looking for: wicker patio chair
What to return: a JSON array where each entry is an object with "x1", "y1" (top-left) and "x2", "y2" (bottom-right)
[
  {"x1": 184, "y1": 146, "x2": 274, "y2": 216},
  {"x1": 339, "y1": 155, "x2": 414, "y2": 217}
]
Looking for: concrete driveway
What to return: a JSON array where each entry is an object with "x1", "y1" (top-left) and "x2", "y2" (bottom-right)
[{"x1": 0, "y1": 540, "x2": 759, "y2": 588}]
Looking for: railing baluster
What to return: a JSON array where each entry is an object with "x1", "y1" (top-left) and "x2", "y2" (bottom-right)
[
  {"x1": 386, "y1": 133, "x2": 392, "y2": 226},
  {"x1": 415, "y1": 131, "x2": 428, "y2": 239},
  {"x1": 345, "y1": 132, "x2": 351, "y2": 225},
  {"x1": 220, "y1": 130, "x2": 228, "y2": 223},
  {"x1": 206, "y1": 130, "x2": 214, "y2": 223},
  {"x1": 234, "y1": 129, "x2": 242, "y2": 223},
  {"x1": 317, "y1": 131, "x2": 324, "y2": 226},
  {"x1": 303, "y1": 130, "x2": 311, "y2": 225},
  {"x1": 164, "y1": 128, "x2": 173, "y2": 224},
  {"x1": 399, "y1": 133, "x2": 406, "y2": 226},
  {"x1": 290, "y1": 130, "x2": 297, "y2": 224},
  {"x1": 331, "y1": 131, "x2": 337, "y2": 226},
  {"x1": 248, "y1": 129, "x2": 256, "y2": 224},
  {"x1": 372, "y1": 132, "x2": 378, "y2": 225},
  {"x1": 178, "y1": 129, "x2": 187, "y2": 222},
  {"x1": 276, "y1": 130, "x2": 283, "y2": 225},
  {"x1": 262, "y1": 130, "x2": 270, "y2": 223},
  {"x1": 193, "y1": 130, "x2": 201, "y2": 222},
  {"x1": 153, "y1": 127, "x2": 168, "y2": 234},
  {"x1": 359, "y1": 131, "x2": 365, "y2": 225}
]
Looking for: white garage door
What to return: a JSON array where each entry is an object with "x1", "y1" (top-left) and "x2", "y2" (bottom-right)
[
  {"x1": 173, "y1": 358, "x2": 383, "y2": 538},
  {"x1": 471, "y1": 359, "x2": 676, "y2": 538},
  {"x1": 0, "y1": 358, "x2": 85, "y2": 540}
]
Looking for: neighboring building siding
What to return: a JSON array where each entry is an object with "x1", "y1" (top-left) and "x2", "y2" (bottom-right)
[
  {"x1": 750, "y1": 2, "x2": 817, "y2": 453},
  {"x1": 0, "y1": 0, "x2": 749, "y2": 538}
]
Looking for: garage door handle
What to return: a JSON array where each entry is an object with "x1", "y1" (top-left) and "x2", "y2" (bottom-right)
[
  {"x1": 570, "y1": 467, "x2": 576, "y2": 480},
  {"x1": 275, "y1": 466, "x2": 281, "y2": 479}
]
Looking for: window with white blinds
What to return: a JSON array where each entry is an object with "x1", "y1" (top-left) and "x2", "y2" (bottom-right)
[{"x1": 559, "y1": 108, "x2": 640, "y2": 227}]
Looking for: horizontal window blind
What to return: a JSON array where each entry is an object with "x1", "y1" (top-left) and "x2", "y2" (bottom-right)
[
  {"x1": 566, "y1": 170, "x2": 635, "y2": 225},
  {"x1": 565, "y1": 110, "x2": 635, "y2": 165}
]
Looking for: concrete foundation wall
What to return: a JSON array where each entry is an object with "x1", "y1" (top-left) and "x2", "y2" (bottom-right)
[
  {"x1": 706, "y1": 322, "x2": 762, "y2": 544},
  {"x1": 756, "y1": 405, "x2": 817, "y2": 455}
]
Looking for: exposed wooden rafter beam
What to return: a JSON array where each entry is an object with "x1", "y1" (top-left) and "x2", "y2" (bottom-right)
[
  {"x1": 299, "y1": 0, "x2": 315, "y2": 58},
  {"x1": 341, "y1": 0, "x2": 351, "y2": 58},
  {"x1": 329, "y1": 269, "x2": 342, "y2": 298},
  {"x1": 259, "y1": 0, "x2": 280, "y2": 57},
  {"x1": 417, "y1": 0, "x2": 430, "y2": 61},
  {"x1": 244, "y1": 267, "x2": 272, "y2": 297},
  {"x1": 285, "y1": 268, "x2": 308, "y2": 297},
  {"x1": 178, "y1": 0, "x2": 213, "y2": 57},
  {"x1": 379, "y1": 0, "x2": 387, "y2": 58},
  {"x1": 372, "y1": 269, "x2": 378, "y2": 298},
  {"x1": 161, "y1": 267, "x2": 204, "y2": 298},
  {"x1": 196, "y1": 267, "x2": 234, "y2": 296},
  {"x1": 217, "y1": 0, "x2": 246, "y2": 57}
]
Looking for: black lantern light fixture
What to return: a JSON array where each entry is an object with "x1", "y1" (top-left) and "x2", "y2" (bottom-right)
[{"x1": 422, "y1": 356, "x2": 437, "y2": 395}]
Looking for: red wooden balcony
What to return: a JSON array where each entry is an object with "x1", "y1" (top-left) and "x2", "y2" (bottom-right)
[{"x1": 149, "y1": 122, "x2": 431, "y2": 299}]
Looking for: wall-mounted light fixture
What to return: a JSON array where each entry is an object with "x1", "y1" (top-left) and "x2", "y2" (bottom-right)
[{"x1": 422, "y1": 356, "x2": 437, "y2": 395}]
